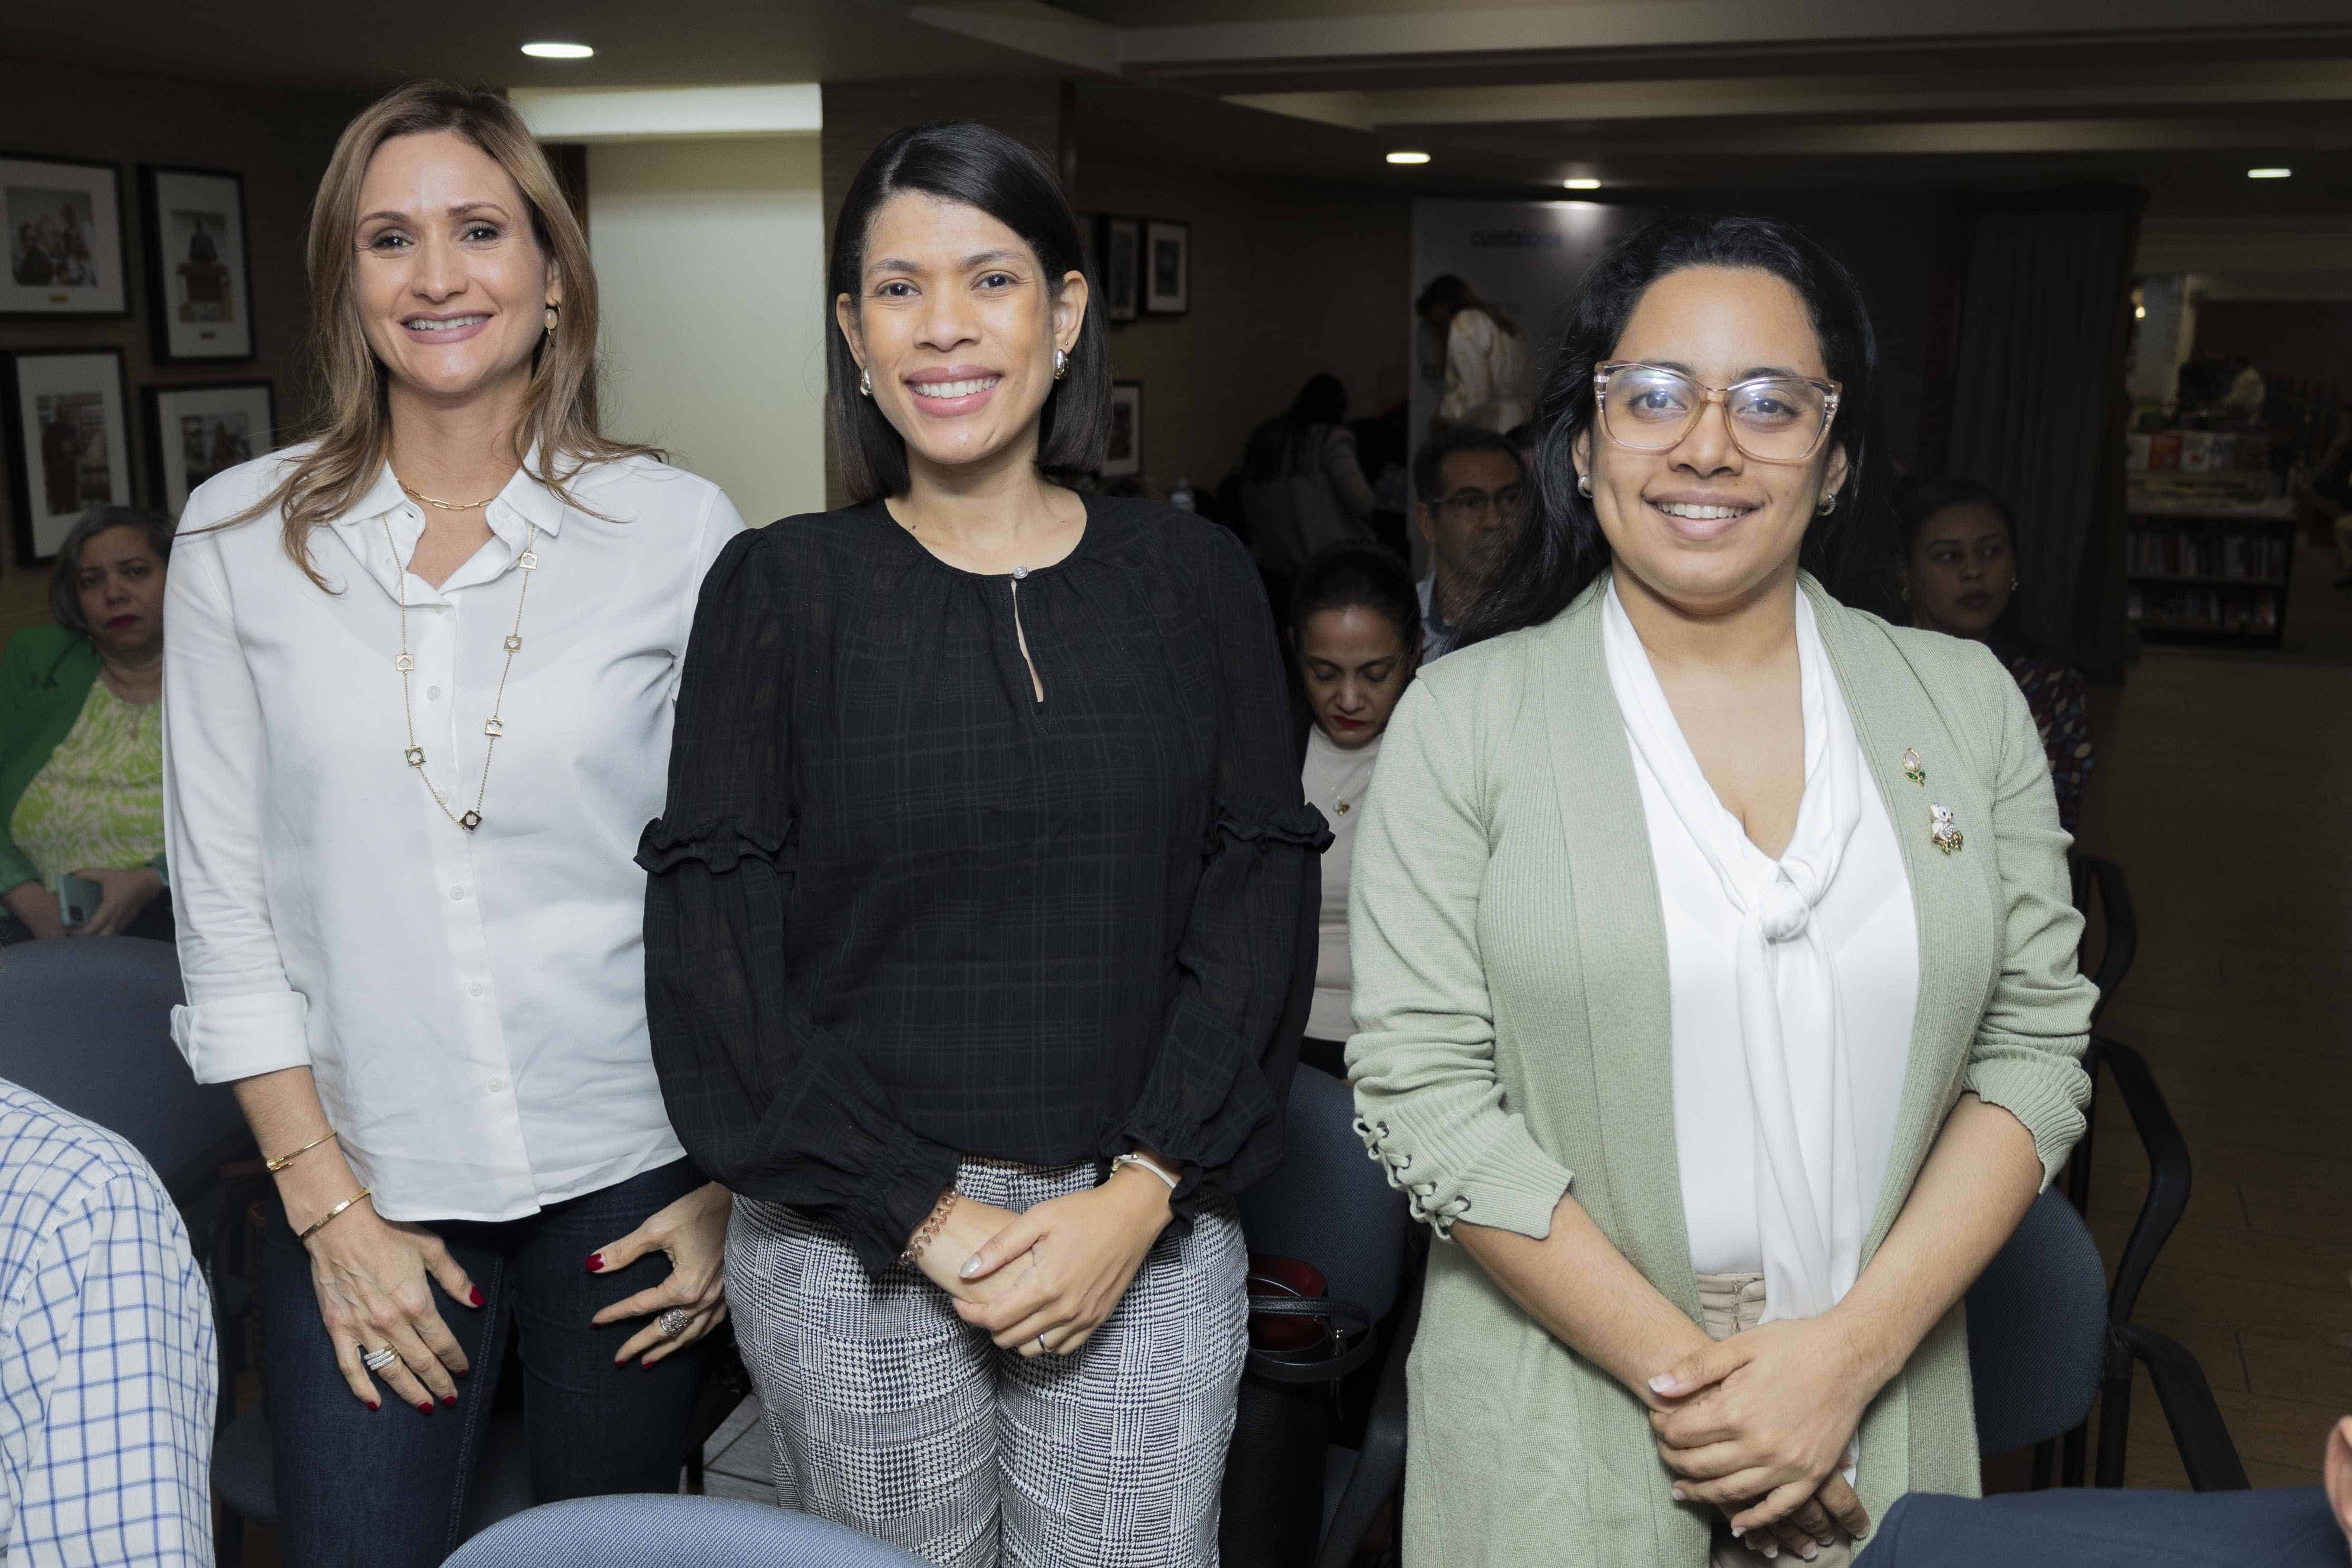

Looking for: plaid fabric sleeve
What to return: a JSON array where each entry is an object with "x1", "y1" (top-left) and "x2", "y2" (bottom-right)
[
  {"x1": 1, "y1": 1151, "x2": 218, "y2": 1567},
  {"x1": 1112, "y1": 527, "x2": 1333, "y2": 1210}
]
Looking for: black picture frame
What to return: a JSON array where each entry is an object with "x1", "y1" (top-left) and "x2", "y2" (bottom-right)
[
  {"x1": 3, "y1": 348, "x2": 136, "y2": 564},
  {"x1": 0, "y1": 152, "x2": 130, "y2": 318},
  {"x1": 1103, "y1": 381, "x2": 1143, "y2": 479},
  {"x1": 1144, "y1": 219, "x2": 1189, "y2": 316},
  {"x1": 144, "y1": 380, "x2": 276, "y2": 516},
  {"x1": 140, "y1": 164, "x2": 257, "y2": 363},
  {"x1": 1096, "y1": 214, "x2": 1140, "y2": 323}
]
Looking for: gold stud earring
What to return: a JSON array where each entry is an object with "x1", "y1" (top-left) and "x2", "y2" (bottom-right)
[{"x1": 859, "y1": 367, "x2": 872, "y2": 397}]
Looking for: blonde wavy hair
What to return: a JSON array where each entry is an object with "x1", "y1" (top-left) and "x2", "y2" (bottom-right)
[{"x1": 231, "y1": 82, "x2": 655, "y2": 584}]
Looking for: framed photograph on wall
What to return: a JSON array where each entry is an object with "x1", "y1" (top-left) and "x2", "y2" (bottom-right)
[
  {"x1": 1097, "y1": 214, "x2": 1140, "y2": 323},
  {"x1": 3, "y1": 350, "x2": 134, "y2": 562},
  {"x1": 1144, "y1": 219, "x2": 1189, "y2": 315},
  {"x1": 141, "y1": 165, "x2": 256, "y2": 362},
  {"x1": 146, "y1": 381, "x2": 275, "y2": 516},
  {"x1": 1103, "y1": 381, "x2": 1143, "y2": 479},
  {"x1": 0, "y1": 153, "x2": 128, "y2": 317}
]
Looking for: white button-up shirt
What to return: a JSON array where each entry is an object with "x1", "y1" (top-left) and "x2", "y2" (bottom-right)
[{"x1": 163, "y1": 447, "x2": 744, "y2": 1222}]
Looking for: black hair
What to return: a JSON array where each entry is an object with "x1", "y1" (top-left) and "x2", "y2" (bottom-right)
[
  {"x1": 1242, "y1": 373, "x2": 1350, "y2": 482},
  {"x1": 1456, "y1": 213, "x2": 1887, "y2": 650},
  {"x1": 1413, "y1": 424, "x2": 1523, "y2": 505},
  {"x1": 827, "y1": 121, "x2": 1108, "y2": 502},
  {"x1": 1417, "y1": 274, "x2": 1473, "y2": 318},
  {"x1": 1288, "y1": 541, "x2": 1422, "y2": 653},
  {"x1": 1893, "y1": 474, "x2": 2030, "y2": 652},
  {"x1": 50, "y1": 506, "x2": 174, "y2": 639}
]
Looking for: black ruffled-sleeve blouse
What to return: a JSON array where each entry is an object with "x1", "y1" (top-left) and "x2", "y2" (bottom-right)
[{"x1": 639, "y1": 494, "x2": 1331, "y2": 1276}]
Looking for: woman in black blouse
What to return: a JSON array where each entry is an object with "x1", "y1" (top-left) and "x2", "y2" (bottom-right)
[{"x1": 640, "y1": 122, "x2": 1326, "y2": 1566}]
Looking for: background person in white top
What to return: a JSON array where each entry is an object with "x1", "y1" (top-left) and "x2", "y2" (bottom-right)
[
  {"x1": 1289, "y1": 542, "x2": 1420, "y2": 1080},
  {"x1": 163, "y1": 85, "x2": 744, "y2": 1568},
  {"x1": 1418, "y1": 274, "x2": 1531, "y2": 435}
]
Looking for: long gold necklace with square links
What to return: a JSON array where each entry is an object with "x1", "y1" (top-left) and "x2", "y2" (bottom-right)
[{"x1": 382, "y1": 510, "x2": 539, "y2": 833}]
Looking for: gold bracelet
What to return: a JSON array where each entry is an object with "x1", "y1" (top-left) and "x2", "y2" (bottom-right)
[
  {"x1": 900, "y1": 1188, "x2": 960, "y2": 1265},
  {"x1": 265, "y1": 1130, "x2": 339, "y2": 1173},
  {"x1": 296, "y1": 1188, "x2": 373, "y2": 1243}
]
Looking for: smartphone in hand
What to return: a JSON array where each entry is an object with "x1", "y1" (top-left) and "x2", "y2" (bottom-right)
[{"x1": 57, "y1": 873, "x2": 103, "y2": 930}]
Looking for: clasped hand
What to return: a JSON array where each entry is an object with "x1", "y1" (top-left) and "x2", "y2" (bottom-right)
[
  {"x1": 1646, "y1": 1317, "x2": 1874, "y2": 1554},
  {"x1": 906, "y1": 1168, "x2": 1173, "y2": 1358}
]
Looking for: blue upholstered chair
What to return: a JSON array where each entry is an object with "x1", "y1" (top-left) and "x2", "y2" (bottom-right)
[{"x1": 443, "y1": 1495, "x2": 929, "y2": 1567}]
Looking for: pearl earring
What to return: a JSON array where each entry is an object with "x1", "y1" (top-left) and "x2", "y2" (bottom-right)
[
  {"x1": 542, "y1": 302, "x2": 559, "y2": 335},
  {"x1": 1052, "y1": 348, "x2": 1069, "y2": 381},
  {"x1": 1817, "y1": 493, "x2": 1840, "y2": 515},
  {"x1": 858, "y1": 367, "x2": 872, "y2": 397},
  {"x1": 1576, "y1": 473, "x2": 1592, "y2": 497}
]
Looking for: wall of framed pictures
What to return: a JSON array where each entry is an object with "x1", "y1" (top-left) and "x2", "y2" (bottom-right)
[{"x1": 0, "y1": 57, "x2": 358, "y2": 568}]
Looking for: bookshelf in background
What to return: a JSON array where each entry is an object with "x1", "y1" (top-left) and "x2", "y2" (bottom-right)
[{"x1": 2125, "y1": 429, "x2": 2294, "y2": 650}]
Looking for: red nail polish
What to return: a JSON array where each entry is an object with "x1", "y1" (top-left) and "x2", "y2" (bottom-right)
[
  {"x1": 585, "y1": 1252, "x2": 604, "y2": 1272},
  {"x1": 641, "y1": 1358, "x2": 654, "y2": 1371},
  {"x1": 417, "y1": 1401, "x2": 434, "y2": 1414},
  {"x1": 442, "y1": 1394, "x2": 458, "y2": 1406},
  {"x1": 366, "y1": 1400, "x2": 381, "y2": 1412},
  {"x1": 470, "y1": 1286, "x2": 485, "y2": 1307}
]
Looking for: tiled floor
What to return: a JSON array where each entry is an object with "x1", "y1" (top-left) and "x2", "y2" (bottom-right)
[
  {"x1": 698, "y1": 1395, "x2": 775, "y2": 1504},
  {"x1": 2071, "y1": 631, "x2": 2352, "y2": 1489}
]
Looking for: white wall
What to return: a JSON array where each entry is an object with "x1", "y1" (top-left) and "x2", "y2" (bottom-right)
[{"x1": 589, "y1": 136, "x2": 827, "y2": 524}]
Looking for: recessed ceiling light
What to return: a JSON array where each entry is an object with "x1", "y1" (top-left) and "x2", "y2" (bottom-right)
[
  {"x1": 1386, "y1": 151, "x2": 1431, "y2": 165},
  {"x1": 2134, "y1": 305, "x2": 2147, "y2": 319},
  {"x1": 1563, "y1": 178, "x2": 1601, "y2": 190},
  {"x1": 521, "y1": 41, "x2": 595, "y2": 59},
  {"x1": 2246, "y1": 166, "x2": 2291, "y2": 179}
]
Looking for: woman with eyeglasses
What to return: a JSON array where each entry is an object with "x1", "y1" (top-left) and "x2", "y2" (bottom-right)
[{"x1": 1344, "y1": 214, "x2": 2094, "y2": 1568}]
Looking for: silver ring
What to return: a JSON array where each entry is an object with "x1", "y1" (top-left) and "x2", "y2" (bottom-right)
[
  {"x1": 1035, "y1": 1334, "x2": 1051, "y2": 1355},
  {"x1": 656, "y1": 1308, "x2": 693, "y2": 1338},
  {"x1": 361, "y1": 1345, "x2": 397, "y2": 1372}
]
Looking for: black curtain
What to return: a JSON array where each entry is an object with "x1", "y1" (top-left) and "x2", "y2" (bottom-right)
[{"x1": 1944, "y1": 187, "x2": 2145, "y2": 678}]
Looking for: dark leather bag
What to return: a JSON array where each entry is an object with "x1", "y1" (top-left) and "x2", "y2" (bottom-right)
[{"x1": 1218, "y1": 1254, "x2": 1375, "y2": 1568}]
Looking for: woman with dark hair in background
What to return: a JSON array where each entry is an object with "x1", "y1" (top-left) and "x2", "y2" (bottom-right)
[
  {"x1": 642, "y1": 120, "x2": 1325, "y2": 1567},
  {"x1": 1238, "y1": 372, "x2": 1378, "y2": 578},
  {"x1": 0, "y1": 506, "x2": 175, "y2": 944},
  {"x1": 1895, "y1": 477, "x2": 2095, "y2": 836},
  {"x1": 1288, "y1": 542, "x2": 1420, "y2": 1080},
  {"x1": 1349, "y1": 213, "x2": 2093, "y2": 1568},
  {"x1": 1418, "y1": 273, "x2": 1530, "y2": 434}
]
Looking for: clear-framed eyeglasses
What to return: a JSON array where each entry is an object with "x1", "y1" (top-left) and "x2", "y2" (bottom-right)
[{"x1": 1593, "y1": 362, "x2": 1842, "y2": 465}]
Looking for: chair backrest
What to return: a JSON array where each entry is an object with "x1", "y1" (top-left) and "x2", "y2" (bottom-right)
[
  {"x1": 2071, "y1": 853, "x2": 2137, "y2": 1023},
  {"x1": 444, "y1": 1496, "x2": 929, "y2": 1568},
  {"x1": 0, "y1": 937, "x2": 245, "y2": 1200},
  {"x1": 1963, "y1": 1186, "x2": 2110, "y2": 1456},
  {"x1": 1235, "y1": 1065, "x2": 1409, "y2": 1322}
]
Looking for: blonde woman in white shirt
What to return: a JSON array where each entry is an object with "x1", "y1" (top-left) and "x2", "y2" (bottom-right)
[
  {"x1": 164, "y1": 84, "x2": 744, "y2": 1568},
  {"x1": 1289, "y1": 542, "x2": 1421, "y2": 1080}
]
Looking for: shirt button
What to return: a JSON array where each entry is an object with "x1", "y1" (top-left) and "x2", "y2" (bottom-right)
[
  {"x1": 450, "y1": 885, "x2": 466, "y2": 901},
  {"x1": 486, "y1": 1078, "x2": 504, "y2": 1093},
  {"x1": 427, "y1": 685, "x2": 442, "y2": 700},
  {"x1": 468, "y1": 981, "x2": 485, "y2": 998}
]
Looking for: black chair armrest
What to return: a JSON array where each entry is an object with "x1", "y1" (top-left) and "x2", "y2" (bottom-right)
[
  {"x1": 2109, "y1": 1322, "x2": 2249, "y2": 1492},
  {"x1": 2095, "y1": 1038, "x2": 2190, "y2": 1325},
  {"x1": 1315, "y1": 1274, "x2": 1421, "y2": 1568},
  {"x1": 2076, "y1": 856, "x2": 2137, "y2": 1024},
  {"x1": 1246, "y1": 1296, "x2": 1380, "y2": 1385}
]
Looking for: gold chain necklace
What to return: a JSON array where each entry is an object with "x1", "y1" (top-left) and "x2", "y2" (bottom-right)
[
  {"x1": 384, "y1": 516, "x2": 540, "y2": 832},
  {"x1": 398, "y1": 477, "x2": 506, "y2": 512}
]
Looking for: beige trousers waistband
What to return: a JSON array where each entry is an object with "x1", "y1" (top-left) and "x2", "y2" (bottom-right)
[{"x1": 1689, "y1": 1271, "x2": 1858, "y2": 1568}]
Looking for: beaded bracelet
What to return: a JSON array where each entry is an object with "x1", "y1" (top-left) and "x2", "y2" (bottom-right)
[{"x1": 900, "y1": 1188, "x2": 960, "y2": 1266}]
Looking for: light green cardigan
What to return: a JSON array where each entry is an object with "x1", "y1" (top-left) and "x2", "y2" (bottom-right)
[{"x1": 1346, "y1": 573, "x2": 2095, "y2": 1568}]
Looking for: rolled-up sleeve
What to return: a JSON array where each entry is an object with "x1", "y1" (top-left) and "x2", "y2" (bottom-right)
[
  {"x1": 1346, "y1": 676, "x2": 1575, "y2": 1241},
  {"x1": 1961, "y1": 648, "x2": 2096, "y2": 1188},
  {"x1": 641, "y1": 530, "x2": 960, "y2": 1278},
  {"x1": 162, "y1": 528, "x2": 311, "y2": 1083},
  {"x1": 1112, "y1": 531, "x2": 1330, "y2": 1214}
]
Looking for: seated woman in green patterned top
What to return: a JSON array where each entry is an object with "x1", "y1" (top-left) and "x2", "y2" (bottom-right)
[{"x1": 0, "y1": 506, "x2": 174, "y2": 944}]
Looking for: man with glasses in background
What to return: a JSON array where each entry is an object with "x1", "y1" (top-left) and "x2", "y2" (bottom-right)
[{"x1": 1412, "y1": 426, "x2": 1527, "y2": 660}]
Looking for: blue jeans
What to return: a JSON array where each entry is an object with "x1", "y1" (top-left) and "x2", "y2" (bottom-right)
[{"x1": 259, "y1": 1159, "x2": 708, "y2": 1568}]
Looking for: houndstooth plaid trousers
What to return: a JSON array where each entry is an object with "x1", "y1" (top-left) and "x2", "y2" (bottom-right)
[{"x1": 727, "y1": 1157, "x2": 1249, "y2": 1568}]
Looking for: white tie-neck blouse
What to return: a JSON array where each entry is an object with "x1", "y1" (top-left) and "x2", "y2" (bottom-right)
[
  {"x1": 163, "y1": 448, "x2": 744, "y2": 1222},
  {"x1": 1600, "y1": 579, "x2": 1918, "y2": 1318}
]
